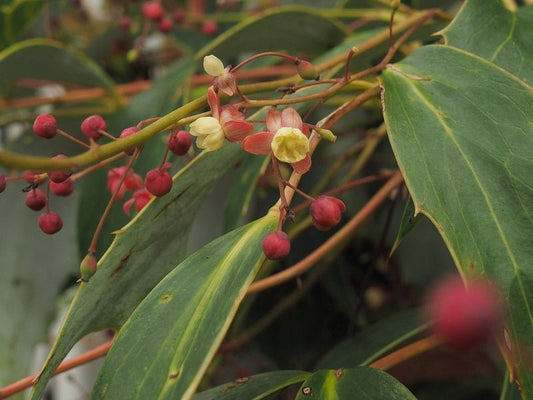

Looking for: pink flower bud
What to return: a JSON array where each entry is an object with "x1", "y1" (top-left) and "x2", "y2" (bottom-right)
[
  {"x1": 50, "y1": 178, "x2": 74, "y2": 196},
  {"x1": 48, "y1": 154, "x2": 72, "y2": 183},
  {"x1": 296, "y1": 60, "x2": 319, "y2": 81},
  {"x1": 167, "y1": 130, "x2": 192, "y2": 155}
]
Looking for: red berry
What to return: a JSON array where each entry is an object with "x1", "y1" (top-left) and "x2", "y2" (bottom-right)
[
  {"x1": 50, "y1": 178, "x2": 74, "y2": 196},
  {"x1": 0, "y1": 173, "x2": 6, "y2": 193},
  {"x1": 425, "y1": 277, "x2": 504, "y2": 349},
  {"x1": 38, "y1": 211, "x2": 63, "y2": 234},
  {"x1": 167, "y1": 130, "x2": 192, "y2": 156},
  {"x1": 119, "y1": 16, "x2": 132, "y2": 30},
  {"x1": 119, "y1": 126, "x2": 140, "y2": 155},
  {"x1": 145, "y1": 167, "x2": 172, "y2": 196},
  {"x1": 33, "y1": 114, "x2": 58, "y2": 139},
  {"x1": 309, "y1": 195, "x2": 346, "y2": 231},
  {"x1": 202, "y1": 20, "x2": 218, "y2": 36},
  {"x1": 81, "y1": 115, "x2": 107, "y2": 140},
  {"x1": 262, "y1": 231, "x2": 290, "y2": 260},
  {"x1": 48, "y1": 154, "x2": 72, "y2": 183},
  {"x1": 158, "y1": 18, "x2": 172, "y2": 33},
  {"x1": 142, "y1": 1, "x2": 164, "y2": 21},
  {"x1": 25, "y1": 189, "x2": 46, "y2": 211}
]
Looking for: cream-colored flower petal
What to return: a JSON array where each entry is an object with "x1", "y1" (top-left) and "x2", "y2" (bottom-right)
[
  {"x1": 203, "y1": 55, "x2": 225, "y2": 77},
  {"x1": 189, "y1": 116, "x2": 222, "y2": 137},
  {"x1": 195, "y1": 128, "x2": 225, "y2": 151},
  {"x1": 271, "y1": 127, "x2": 309, "y2": 163}
]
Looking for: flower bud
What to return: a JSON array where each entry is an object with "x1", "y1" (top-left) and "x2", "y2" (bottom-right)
[
  {"x1": 203, "y1": 55, "x2": 225, "y2": 77},
  {"x1": 79, "y1": 254, "x2": 98, "y2": 282},
  {"x1": 316, "y1": 128, "x2": 336, "y2": 142},
  {"x1": 296, "y1": 60, "x2": 319, "y2": 81}
]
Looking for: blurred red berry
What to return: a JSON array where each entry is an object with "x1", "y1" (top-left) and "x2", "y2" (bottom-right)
[
  {"x1": 50, "y1": 178, "x2": 74, "y2": 196},
  {"x1": 142, "y1": 1, "x2": 164, "y2": 21},
  {"x1": 262, "y1": 231, "x2": 290, "y2": 260},
  {"x1": 173, "y1": 9, "x2": 185, "y2": 24},
  {"x1": 119, "y1": 126, "x2": 140, "y2": 155},
  {"x1": 202, "y1": 20, "x2": 218, "y2": 36},
  {"x1": 25, "y1": 189, "x2": 46, "y2": 211},
  {"x1": 425, "y1": 277, "x2": 504, "y2": 349},
  {"x1": 81, "y1": 115, "x2": 107, "y2": 140},
  {"x1": 119, "y1": 16, "x2": 132, "y2": 30},
  {"x1": 309, "y1": 195, "x2": 346, "y2": 231},
  {"x1": 145, "y1": 165, "x2": 172, "y2": 197},
  {"x1": 33, "y1": 114, "x2": 58, "y2": 139},
  {"x1": 158, "y1": 18, "x2": 172, "y2": 33},
  {"x1": 38, "y1": 211, "x2": 63, "y2": 234},
  {"x1": 167, "y1": 130, "x2": 192, "y2": 156},
  {"x1": 0, "y1": 173, "x2": 5, "y2": 193},
  {"x1": 48, "y1": 154, "x2": 72, "y2": 183}
]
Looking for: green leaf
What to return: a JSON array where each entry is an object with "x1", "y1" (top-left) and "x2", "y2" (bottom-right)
[
  {"x1": 0, "y1": 0, "x2": 43, "y2": 49},
  {"x1": 0, "y1": 39, "x2": 119, "y2": 104},
  {"x1": 389, "y1": 196, "x2": 423, "y2": 256},
  {"x1": 381, "y1": 14, "x2": 533, "y2": 400},
  {"x1": 198, "y1": 6, "x2": 347, "y2": 60},
  {"x1": 315, "y1": 309, "x2": 424, "y2": 369},
  {"x1": 294, "y1": 367, "x2": 416, "y2": 399},
  {"x1": 223, "y1": 154, "x2": 269, "y2": 232},
  {"x1": 193, "y1": 370, "x2": 310, "y2": 400},
  {"x1": 440, "y1": 0, "x2": 533, "y2": 84},
  {"x1": 89, "y1": 215, "x2": 277, "y2": 400},
  {"x1": 31, "y1": 143, "x2": 245, "y2": 400}
]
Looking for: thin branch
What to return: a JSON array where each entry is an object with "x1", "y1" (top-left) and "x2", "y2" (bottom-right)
[
  {"x1": 247, "y1": 171, "x2": 403, "y2": 294},
  {"x1": 0, "y1": 340, "x2": 113, "y2": 399}
]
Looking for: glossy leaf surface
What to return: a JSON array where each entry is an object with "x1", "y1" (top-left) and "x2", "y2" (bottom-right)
[
  {"x1": 0, "y1": 39, "x2": 118, "y2": 103},
  {"x1": 31, "y1": 143, "x2": 245, "y2": 400},
  {"x1": 294, "y1": 367, "x2": 416, "y2": 399},
  {"x1": 381, "y1": 0, "x2": 533, "y2": 396},
  {"x1": 90, "y1": 215, "x2": 277, "y2": 400},
  {"x1": 193, "y1": 370, "x2": 309, "y2": 400}
]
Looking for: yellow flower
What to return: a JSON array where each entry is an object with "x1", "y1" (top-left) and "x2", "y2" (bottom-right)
[
  {"x1": 271, "y1": 127, "x2": 309, "y2": 163},
  {"x1": 189, "y1": 116, "x2": 225, "y2": 151}
]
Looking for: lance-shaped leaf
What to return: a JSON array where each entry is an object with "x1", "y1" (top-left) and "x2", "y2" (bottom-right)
[
  {"x1": 198, "y1": 7, "x2": 347, "y2": 59},
  {"x1": 31, "y1": 143, "x2": 244, "y2": 400},
  {"x1": 89, "y1": 215, "x2": 277, "y2": 400},
  {"x1": 0, "y1": 0, "x2": 43, "y2": 50},
  {"x1": 294, "y1": 367, "x2": 416, "y2": 399},
  {"x1": 0, "y1": 39, "x2": 119, "y2": 104},
  {"x1": 380, "y1": 1, "x2": 533, "y2": 396},
  {"x1": 193, "y1": 370, "x2": 310, "y2": 400}
]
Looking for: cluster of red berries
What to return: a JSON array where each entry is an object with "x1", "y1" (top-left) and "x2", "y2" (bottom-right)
[
  {"x1": 425, "y1": 277, "x2": 504, "y2": 349},
  {"x1": 1, "y1": 112, "x2": 195, "y2": 235},
  {"x1": 262, "y1": 195, "x2": 346, "y2": 260},
  {"x1": 119, "y1": 1, "x2": 218, "y2": 36}
]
